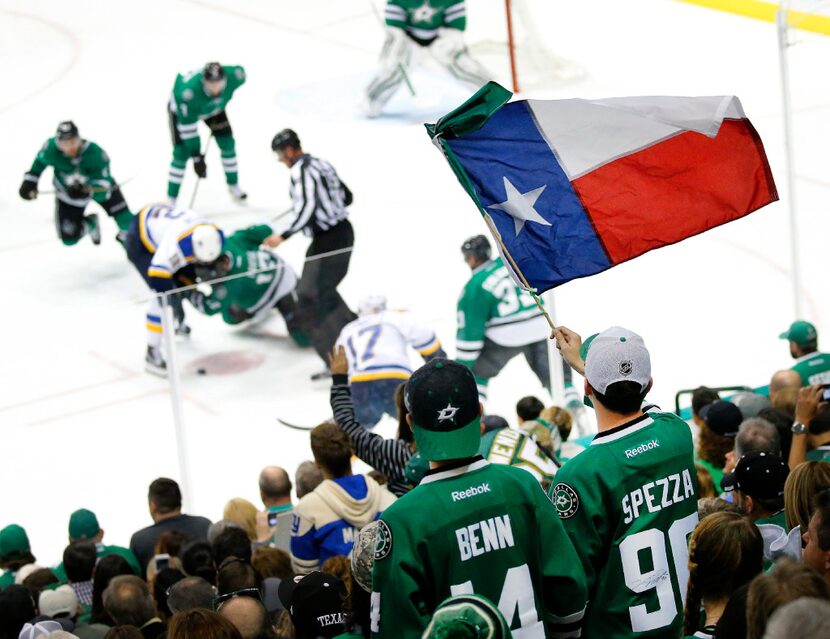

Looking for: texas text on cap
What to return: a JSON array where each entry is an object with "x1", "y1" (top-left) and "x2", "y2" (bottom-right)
[
  {"x1": 699, "y1": 400, "x2": 742, "y2": 437},
  {"x1": 584, "y1": 327, "x2": 651, "y2": 395},
  {"x1": 277, "y1": 571, "x2": 346, "y2": 638},
  {"x1": 721, "y1": 451, "x2": 789, "y2": 499},
  {"x1": 405, "y1": 359, "x2": 481, "y2": 462},
  {"x1": 69, "y1": 509, "x2": 100, "y2": 541},
  {"x1": 779, "y1": 320, "x2": 818, "y2": 346}
]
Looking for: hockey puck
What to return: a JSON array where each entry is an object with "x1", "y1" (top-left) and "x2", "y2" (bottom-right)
[{"x1": 197, "y1": 368, "x2": 207, "y2": 375}]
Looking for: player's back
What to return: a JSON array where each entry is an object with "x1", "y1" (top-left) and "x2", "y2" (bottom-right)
[
  {"x1": 138, "y1": 204, "x2": 204, "y2": 253},
  {"x1": 338, "y1": 311, "x2": 417, "y2": 381},
  {"x1": 551, "y1": 412, "x2": 698, "y2": 638}
]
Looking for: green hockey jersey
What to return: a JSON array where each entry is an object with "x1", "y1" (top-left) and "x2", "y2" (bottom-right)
[
  {"x1": 371, "y1": 458, "x2": 587, "y2": 639},
  {"x1": 385, "y1": 0, "x2": 466, "y2": 42},
  {"x1": 478, "y1": 427, "x2": 558, "y2": 486},
  {"x1": 26, "y1": 138, "x2": 116, "y2": 204},
  {"x1": 791, "y1": 352, "x2": 830, "y2": 385},
  {"x1": 169, "y1": 65, "x2": 246, "y2": 155},
  {"x1": 456, "y1": 257, "x2": 548, "y2": 367},
  {"x1": 549, "y1": 412, "x2": 699, "y2": 639}
]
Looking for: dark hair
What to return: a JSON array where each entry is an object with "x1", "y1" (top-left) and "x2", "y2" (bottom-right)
[
  {"x1": 154, "y1": 567, "x2": 186, "y2": 619},
  {"x1": 149, "y1": 477, "x2": 182, "y2": 513},
  {"x1": 311, "y1": 421, "x2": 352, "y2": 477},
  {"x1": 212, "y1": 526, "x2": 252, "y2": 566},
  {"x1": 104, "y1": 626, "x2": 144, "y2": 639},
  {"x1": 216, "y1": 556, "x2": 258, "y2": 595},
  {"x1": 181, "y1": 540, "x2": 216, "y2": 584},
  {"x1": 91, "y1": 554, "x2": 136, "y2": 624},
  {"x1": 592, "y1": 381, "x2": 647, "y2": 414},
  {"x1": 691, "y1": 386, "x2": 720, "y2": 417},
  {"x1": 697, "y1": 423, "x2": 733, "y2": 469},
  {"x1": 0, "y1": 585, "x2": 37, "y2": 639},
  {"x1": 810, "y1": 411, "x2": 830, "y2": 436},
  {"x1": 757, "y1": 408, "x2": 794, "y2": 460},
  {"x1": 251, "y1": 547, "x2": 292, "y2": 581},
  {"x1": 167, "y1": 609, "x2": 243, "y2": 639},
  {"x1": 22, "y1": 567, "x2": 59, "y2": 596},
  {"x1": 64, "y1": 540, "x2": 97, "y2": 582},
  {"x1": 343, "y1": 574, "x2": 371, "y2": 637},
  {"x1": 154, "y1": 530, "x2": 191, "y2": 558},
  {"x1": 814, "y1": 489, "x2": 830, "y2": 552},
  {"x1": 516, "y1": 396, "x2": 545, "y2": 421},
  {"x1": 395, "y1": 383, "x2": 413, "y2": 444}
]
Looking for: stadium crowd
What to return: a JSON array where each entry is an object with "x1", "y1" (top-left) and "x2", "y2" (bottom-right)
[{"x1": 3, "y1": 320, "x2": 830, "y2": 639}]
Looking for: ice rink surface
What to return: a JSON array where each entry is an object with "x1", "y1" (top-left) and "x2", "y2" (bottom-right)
[{"x1": 1, "y1": 0, "x2": 829, "y2": 565}]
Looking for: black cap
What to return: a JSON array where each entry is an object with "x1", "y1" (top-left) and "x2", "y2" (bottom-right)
[
  {"x1": 461, "y1": 235, "x2": 491, "y2": 262},
  {"x1": 56, "y1": 121, "x2": 79, "y2": 140},
  {"x1": 721, "y1": 451, "x2": 789, "y2": 499},
  {"x1": 699, "y1": 400, "x2": 742, "y2": 437},
  {"x1": 203, "y1": 62, "x2": 225, "y2": 82},
  {"x1": 272, "y1": 128, "x2": 300, "y2": 152},
  {"x1": 482, "y1": 414, "x2": 509, "y2": 434},
  {"x1": 278, "y1": 572, "x2": 346, "y2": 638}
]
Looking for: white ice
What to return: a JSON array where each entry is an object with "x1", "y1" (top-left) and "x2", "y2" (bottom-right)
[{"x1": 1, "y1": 0, "x2": 829, "y2": 566}]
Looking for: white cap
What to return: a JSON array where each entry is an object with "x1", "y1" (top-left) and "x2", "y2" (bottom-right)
[
  {"x1": 358, "y1": 294, "x2": 387, "y2": 316},
  {"x1": 39, "y1": 585, "x2": 79, "y2": 619},
  {"x1": 584, "y1": 326, "x2": 651, "y2": 395},
  {"x1": 191, "y1": 225, "x2": 224, "y2": 263},
  {"x1": 19, "y1": 621, "x2": 62, "y2": 639}
]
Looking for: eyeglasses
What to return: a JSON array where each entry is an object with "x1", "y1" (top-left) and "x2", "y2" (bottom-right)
[{"x1": 212, "y1": 587, "x2": 262, "y2": 612}]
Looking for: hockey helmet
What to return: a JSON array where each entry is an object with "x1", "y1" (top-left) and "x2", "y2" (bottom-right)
[
  {"x1": 272, "y1": 128, "x2": 301, "y2": 152},
  {"x1": 56, "y1": 121, "x2": 79, "y2": 140},
  {"x1": 203, "y1": 62, "x2": 225, "y2": 82},
  {"x1": 191, "y1": 225, "x2": 225, "y2": 264},
  {"x1": 358, "y1": 294, "x2": 387, "y2": 316},
  {"x1": 461, "y1": 234, "x2": 491, "y2": 262}
]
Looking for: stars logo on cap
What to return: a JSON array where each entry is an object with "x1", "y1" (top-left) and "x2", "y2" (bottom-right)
[{"x1": 436, "y1": 402, "x2": 459, "y2": 423}]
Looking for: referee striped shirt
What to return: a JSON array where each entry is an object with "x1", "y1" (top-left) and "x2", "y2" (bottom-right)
[{"x1": 284, "y1": 154, "x2": 349, "y2": 239}]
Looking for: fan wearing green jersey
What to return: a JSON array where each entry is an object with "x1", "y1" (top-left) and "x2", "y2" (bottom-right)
[
  {"x1": 364, "y1": 1, "x2": 490, "y2": 117},
  {"x1": 19, "y1": 121, "x2": 133, "y2": 246},
  {"x1": 370, "y1": 359, "x2": 587, "y2": 638},
  {"x1": 550, "y1": 325, "x2": 699, "y2": 639},
  {"x1": 779, "y1": 320, "x2": 830, "y2": 386},
  {"x1": 167, "y1": 62, "x2": 247, "y2": 204}
]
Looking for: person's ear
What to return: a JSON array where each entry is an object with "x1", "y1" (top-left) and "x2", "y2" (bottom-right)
[
  {"x1": 584, "y1": 379, "x2": 593, "y2": 397},
  {"x1": 644, "y1": 378, "x2": 654, "y2": 395},
  {"x1": 745, "y1": 495, "x2": 755, "y2": 515},
  {"x1": 478, "y1": 403, "x2": 484, "y2": 416}
]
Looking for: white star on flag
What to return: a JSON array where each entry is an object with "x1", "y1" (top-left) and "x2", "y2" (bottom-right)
[
  {"x1": 411, "y1": 1, "x2": 438, "y2": 24},
  {"x1": 488, "y1": 176, "x2": 551, "y2": 236},
  {"x1": 436, "y1": 402, "x2": 460, "y2": 422}
]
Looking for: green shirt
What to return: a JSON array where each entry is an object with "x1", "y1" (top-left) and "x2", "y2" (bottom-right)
[
  {"x1": 53, "y1": 543, "x2": 141, "y2": 582},
  {"x1": 0, "y1": 570, "x2": 15, "y2": 588},
  {"x1": 756, "y1": 510, "x2": 787, "y2": 529},
  {"x1": 478, "y1": 427, "x2": 558, "y2": 486},
  {"x1": 27, "y1": 138, "x2": 116, "y2": 203},
  {"x1": 695, "y1": 457, "x2": 725, "y2": 494},
  {"x1": 791, "y1": 352, "x2": 830, "y2": 386},
  {"x1": 385, "y1": 0, "x2": 466, "y2": 42},
  {"x1": 807, "y1": 446, "x2": 830, "y2": 462}
]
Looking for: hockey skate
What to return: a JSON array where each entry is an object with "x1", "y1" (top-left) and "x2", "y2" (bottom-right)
[
  {"x1": 228, "y1": 184, "x2": 247, "y2": 201},
  {"x1": 175, "y1": 319, "x2": 192, "y2": 338},
  {"x1": 145, "y1": 346, "x2": 167, "y2": 377},
  {"x1": 86, "y1": 214, "x2": 101, "y2": 245}
]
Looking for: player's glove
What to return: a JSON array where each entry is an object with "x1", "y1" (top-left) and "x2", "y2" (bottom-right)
[
  {"x1": 228, "y1": 304, "x2": 252, "y2": 323},
  {"x1": 66, "y1": 183, "x2": 90, "y2": 199},
  {"x1": 19, "y1": 179, "x2": 38, "y2": 200},
  {"x1": 193, "y1": 154, "x2": 207, "y2": 179}
]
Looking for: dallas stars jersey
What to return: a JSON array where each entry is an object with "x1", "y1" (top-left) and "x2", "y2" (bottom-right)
[
  {"x1": 456, "y1": 257, "x2": 549, "y2": 367},
  {"x1": 371, "y1": 458, "x2": 587, "y2": 639},
  {"x1": 478, "y1": 428, "x2": 558, "y2": 486},
  {"x1": 169, "y1": 65, "x2": 245, "y2": 155},
  {"x1": 26, "y1": 138, "x2": 116, "y2": 205},
  {"x1": 549, "y1": 412, "x2": 698, "y2": 639},
  {"x1": 385, "y1": 0, "x2": 466, "y2": 43},
  {"x1": 791, "y1": 352, "x2": 830, "y2": 385}
]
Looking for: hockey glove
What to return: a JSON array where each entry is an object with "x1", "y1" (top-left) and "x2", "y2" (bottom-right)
[
  {"x1": 193, "y1": 154, "x2": 207, "y2": 179},
  {"x1": 228, "y1": 304, "x2": 252, "y2": 323},
  {"x1": 19, "y1": 179, "x2": 38, "y2": 200},
  {"x1": 66, "y1": 183, "x2": 90, "y2": 199}
]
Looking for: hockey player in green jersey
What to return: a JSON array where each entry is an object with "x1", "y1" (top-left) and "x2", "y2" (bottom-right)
[
  {"x1": 167, "y1": 62, "x2": 246, "y2": 203},
  {"x1": 19, "y1": 121, "x2": 133, "y2": 246},
  {"x1": 364, "y1": 1, "x2": 490, "y2": 117},
  {"x1": 549, "y1": 326, "x2": 698, "y2": 639},
  {"x1": 370, "y1": 358, "x2": 587, "y2": 638}
]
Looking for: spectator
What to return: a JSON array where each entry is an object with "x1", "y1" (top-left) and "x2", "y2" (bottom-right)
[
  {"x1": 256, "y1": 466, "x2": 293, "y2": 550},
  {"x1": 477, "y1": 417, "x2": 558, "y2": 488},
  {"x1": 724, "y1": 416, "x2": 781, "y2": 476},
  {"x1": 217, "y1": 594, "x2": 270, "y2": 639},
  {"x1": 102, "y1": 576, "x2": 164, "y2": 639},
  {"x1": 552, "y1": 326, "x2": 697, "y2": 639},
  {"x1": 223, "y1": 499, "x2": 258, "y2": 542},
  {"x1": 756, "y1": 408, "x2": 794, "y2": 462},
  {"x1": 16, "y1": 622, "x2": 62, "y2": 639},
  {"x1": 152, "y1": 530, "x2": 190, "y2": 562},
  {"x1": 541, "y1": 405, "x2": 583, "y2": 461},
  {"x1": 788, "y1": 385, "x2": 830, "y2": 467},
  {"x1": 746, "y1": 558, "x2": 830, "y2": 639},
  {"x1": 252, "y1": 547, "x2": 292, "y2": 581},
  {"x1": 278, "y1": 572, "x2": 347, "y2": 639},
  {"x1": 422, "y1": 595, "x2": 512, "y2": 639},
  {"x1": 129, "y1": 478, "x2": 211, "y2": 576},
  {"x1": 722, "y1": 452, "x2": 789, "y2": 527},
  {"x1": 732, "y1": 392, "x2": 772, "y2": 420},
  {"x1": 329, "y1": 348, "x2": 415, "y2": 498},
  {"x1": 784, "y1": 460, "x2": 830, "y2": 533},
  {"x1": 208, "y1": 521, "x2": 243, "y2": 547},
  {"x1": 216, "y1": 557, "x2": 257, "y2": 595},
  {"x1": 695, "y1": 463, "x2": 716, "y2": 499},
  {"x1": 779, "y1": 320, "x2": 830, "y2": 385},
  {"x1": 39, "y1": 585, "x2": 80, "y2": 622},
  {"x1": 22, "y1": 568, "x2": 59, "y2": 596},
  {"x1": 294, "y1": 462, "x2": 323, "y2": 499},
  {"x1": 769, "y1": 369, "x2": 802, "y2": 416},
  {"x1": 762, "y1": 597, "x2": 830, "y2": 639},
  {"x1": 0, "y1": 524, "x2": 37, "y2": 588},
  {"x1": 167, "y1": 610, "x2": 242, "y2": 639},
  {"x1": 64, "y1": 541, "x2": 97, "y2": 609},
  {"x1": 320, "y1": 556, "x2": 351, "y2": 593},
  {"x1": 166, "y1": 577, "x2": 217, "y2": 615},
  {"x1": 152, "y1": 567, "x2": 185, "y2": 621},
  {"x1": 180, "y1": 540, "x2": 216, "y2": 584},
  {"x1": 103, "y1": 627, "x2": 143, "y2": 639},
  {"x1": 371, "y1": 358, "x2": 586, "y2": 637},
  {"x1": 54, "y1": 510, "x2": 140, "y2": 581},
  {"x1": 697, "y1": 497, "x2": 742, "y2": 521},
  {"x1": 515, "y1": 395, "x2": 544, "y2": 423},
  {"x1": 0, "y1": 584, "x2": 37, "y2": 639},
  {"x1": 683, "y1": 512, "x2": 763, "y2": 637},
  {"x1": 802, "y1": 488, "x2": 830, "y2": 582},
  {"x1": 290, "y1": 421, "x2": 396, "y2": 573},
  {"x1": 212, "y1": 526, "x2": 252, "y2": 566},
  {"x1": 90, "y1": 554, "x2": 135, "y2": 626},
  {"x1": 692, "y1": 390, "x2": 734, "y2": 491}
]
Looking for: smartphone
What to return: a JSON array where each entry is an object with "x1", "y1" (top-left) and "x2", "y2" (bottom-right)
[
  {"x1": 822, "y1": 384, "x2": 830, "y2": 402},
  {"x1": 267, "y1": 511, "x2": 279, "y2": 527},
  {"x1": 153, "y1": 553, "x2": 170, "y2": 572}
]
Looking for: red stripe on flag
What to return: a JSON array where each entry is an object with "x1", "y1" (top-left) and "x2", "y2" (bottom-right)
[{"x1": 571, "y1": 118, "x2": 778, "y2": 265}]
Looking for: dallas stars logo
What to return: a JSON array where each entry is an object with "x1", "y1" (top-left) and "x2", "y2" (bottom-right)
[
  {"x1": 410, "y1": 1, "x2": 438, "y2": 24},
  {"x1": 436, "y1": 402, "x2": 460, "y2": 423},
  {"x1": 551, "y1": 483, "x2": 579, "y2": 519}
]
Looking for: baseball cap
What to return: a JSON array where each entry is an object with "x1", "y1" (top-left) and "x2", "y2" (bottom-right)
[
  {"x1": 68, "y1": 509, "x2": 100, "y2": 541},
  {"x1": 0, "y1": 524, "x2": 31, "y2": 561},
  {"x1": 481, "y1": 414, "x2": 509, "y2": 434},
  {"x1": 779, "y1": 320, "x2": 818, "y2": 346},
  {"x1": 18, "y1": 621, "x2": 63, "y2": 639},
  {"x1": 405, "y1": 359, "x2": 481, "y2": 461},
  {"x1": 584, "y1": 327, "x2": 651, "y2": 395},
  {"x1": 351, "y1": 521, "x2": 379, "y2": 593},
  {"x1": 721, "y1": 451, "x2": 789, "y2": 499},
  {"x1": 278, "y1": 571, "x2": 347, "y2": 638},
  {"x1": 39, "y1": 585, "x2": 79, "y2": 619},
  {"x1": 699, "y1": 400, "x2": 742, "y2": 437},
  {"x1": 731, "y1": 392, "x2": 771, "y2": 420},
  {"x1": 423, "y1": 594, "x2": 512, "y2": 639}
]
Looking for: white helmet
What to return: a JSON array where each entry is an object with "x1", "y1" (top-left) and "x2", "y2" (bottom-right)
[
  {"x1": 358, "y1": 294, "x2": 387, "y2": 316},
  {"x1": 192, "y1": 224, "x2": 224, "y2": 263}
]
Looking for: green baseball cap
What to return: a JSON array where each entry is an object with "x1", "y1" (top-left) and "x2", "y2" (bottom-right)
[
  {"x1": 69, "y1": 509, "x2": 100, "y2": 541},
  {"x1": 779, "y1": 320, "x2": 818, "y2": 346},
  {"x1": 405, "y1": 359, "x2": 481, "y2": 462},
  {"x1": 0, "y1": 524, "x2": 31, "y2": 561},
  {"x1": 579, "y1": 333, "x2": 599, "y2": 363},
  {"x1": 423, "y1": 594, "x2": 512, "y2": 639}
]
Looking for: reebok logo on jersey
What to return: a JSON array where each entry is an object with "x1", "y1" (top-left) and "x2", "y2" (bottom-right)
[
  {"x1": 455, "y1": 515, "x2": 514, "y2": 561},
  {"x1": 451, "y1": 483, "x2": 491, "y2": 502},
  {"x1": 624, "y1": 439, "x2": 661, "y2": 459}
]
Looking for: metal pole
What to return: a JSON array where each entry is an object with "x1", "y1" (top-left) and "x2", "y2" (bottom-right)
[
  {"x1": 544, "y1": 290, "x2": 565, "y2": 406},
  {"x1": 777, "y1": 3, "x2": 804, "y2": 318},
  {"x1": 160, "y1": 293, "x2": 194, "y2": 513}
]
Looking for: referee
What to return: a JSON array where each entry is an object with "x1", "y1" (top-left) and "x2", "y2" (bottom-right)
[{"x1": 268, "y1": 129, "x2": 356, "y2": 365}]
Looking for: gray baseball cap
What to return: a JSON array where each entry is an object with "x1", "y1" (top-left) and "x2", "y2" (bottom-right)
[{"x1": 584, "y1": 327, "x2": 651, "y2": 395}]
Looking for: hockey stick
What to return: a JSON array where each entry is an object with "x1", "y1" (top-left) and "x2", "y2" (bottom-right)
[
  {"x1": 189, "y1": 133, "x2": 214, "y2": 209},
  {"x1": 277, "y1": 417, "x2": 321, "y2": 431},
  {"x1": 271, "y1": 206, "x2": 293, "y2": 223}
]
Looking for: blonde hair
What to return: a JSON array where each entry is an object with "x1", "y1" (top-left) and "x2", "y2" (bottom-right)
[
  {"x1": 695, "y1": 464, "x2": 716, "y2": 499},
  {"x1": 222, "y1": 498, "x2": 258, "y2": 541},
  {"x1": 321, "y1": 555, "x2": 352, "y2": 594},
  {"x1": 540, "y1": 406, "x2": 573, "y2": 442},
  {"x1": 784, "y1": 461, "x2": 830, "y2": 533}
]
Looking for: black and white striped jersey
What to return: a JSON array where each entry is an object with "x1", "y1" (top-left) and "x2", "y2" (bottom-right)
[{"x1": 283, "y1": 154, "x2": 350, "y2": 238}]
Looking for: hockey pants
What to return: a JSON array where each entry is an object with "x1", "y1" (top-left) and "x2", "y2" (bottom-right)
[
  {"x1": 471, "y1": 339, "x2": 552, "y2": 401},
  {"x1": 55, "y1": 187, "x2": 133, "y2": 245},
  {"x1": 350, "y1": 378, "x2": 402, "y2": 429}
]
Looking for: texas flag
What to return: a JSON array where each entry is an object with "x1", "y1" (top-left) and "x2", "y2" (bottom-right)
[{"x1": 426, "y1": 83, "x2": 778, "y2": 292}]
